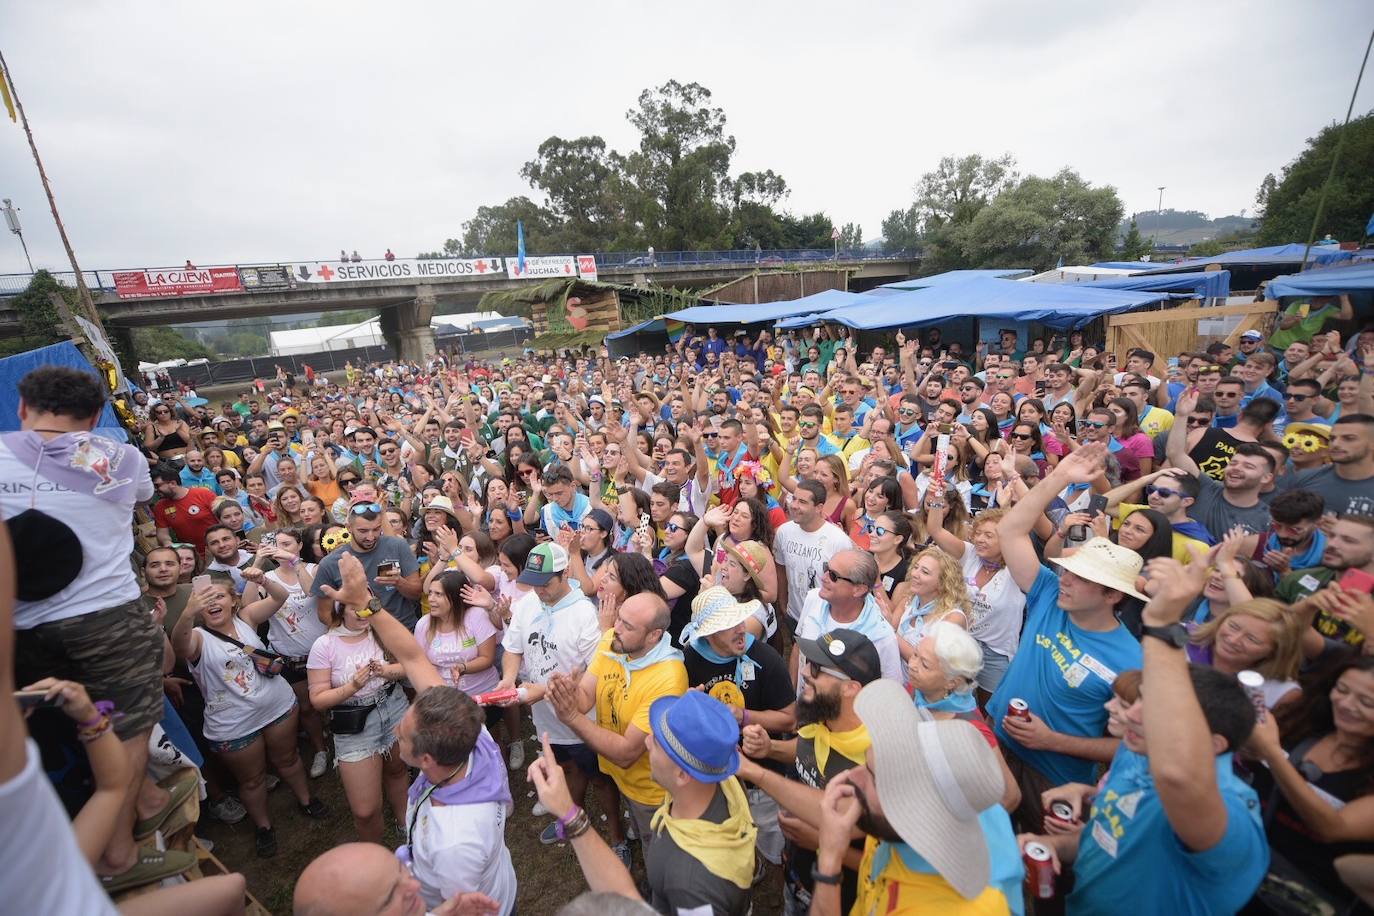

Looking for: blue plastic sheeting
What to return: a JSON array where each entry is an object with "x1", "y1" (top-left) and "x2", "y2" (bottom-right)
[
  {"x1": 792, "y1": 277, "x2": 1169, "y2": 332},
  {"x1": 879, "y1": 268, "x2": 1031, "y2": 290},
  {"x1": 1078, "y1": 270, "x2": 1231, "y2": 301},
  {"x1": 1089, "y1": 261, "x2": 1159, "y2": 270},
  {"x1": 1141, "y1": 244, "x2": 1354, "y2": 274},
  {"x1": 0, "y1": 340, "x2": 126, "y2": 435},
  {"x1": 664, "y1": 288, "x2": 869, "y2": 324},
  {"x1": 605, "y1": 318, "x2": 664, "y2": 341},
  {"x1": 1266, "y1": 262, "x2": 1374, "y2": 298}
]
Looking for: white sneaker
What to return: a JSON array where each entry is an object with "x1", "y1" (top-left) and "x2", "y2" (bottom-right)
[
  {"x1": 508, "y1": 741, "x2": 526, "y2": 771},
  {"x1": 309, "y1": 751, "x2": 329, "y2": 779},
  {"x1": 532, "y1": 800, "x2": 550, "y2": 817},
  {"x1": 264, "y1": 775, "x2": 281, "y2": 791}
]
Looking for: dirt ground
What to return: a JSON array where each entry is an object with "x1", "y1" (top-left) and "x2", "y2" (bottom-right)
[{"x1": 200, "y1": 722, "x2": 784, "y2": 915}]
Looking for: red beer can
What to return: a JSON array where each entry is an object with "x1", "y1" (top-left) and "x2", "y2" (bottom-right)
[
  {"x1": 1008, "y1": 698, "x2": 1031, "y2": 721},
  {"x1": 1023, "y1": 841, "x2": 1055, "y2": 899},
  {"x1": 1048, "y1": 800, "x2": 1078, "y2": 824}
]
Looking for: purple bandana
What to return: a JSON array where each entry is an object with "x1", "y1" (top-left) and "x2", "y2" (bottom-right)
[{"x1": 0, "y1": 431, "x2": 144, "y2": 504}]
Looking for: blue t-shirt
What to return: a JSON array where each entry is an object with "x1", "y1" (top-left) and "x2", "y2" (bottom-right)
[
  {"x1": 1069, "y1": 747, "x2": 1268, "y2": 914},
  {"x1": 988, "y1": 566, "x2": 1142, "y2": 786}
]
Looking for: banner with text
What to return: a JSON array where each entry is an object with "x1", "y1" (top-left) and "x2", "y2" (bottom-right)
[
  {"x1": 291, "y1": 257, "x2": 505, "y2": 284},
  {"x1": 113, "y1": 266, "x2": 244, "y2": 299},
  {"x1": 507, "y1": 255, "x2": 576, "y2": 279},
  {"x1": 576, "y1": 255, "x2": 598, "y2": 282}
]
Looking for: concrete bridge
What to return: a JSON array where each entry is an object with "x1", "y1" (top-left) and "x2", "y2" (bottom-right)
[{"x1": 0, "y1": 249, "x2": 921, "y2": 361}]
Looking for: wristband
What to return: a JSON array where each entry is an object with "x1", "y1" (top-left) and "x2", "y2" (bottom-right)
[{"x1": 77, "y1": 700, "x2": 117, "y2": 730}]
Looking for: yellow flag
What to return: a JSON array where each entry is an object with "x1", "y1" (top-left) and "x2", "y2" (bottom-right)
[{"x1": 0, "y1": 63, "x2": 15, "y2": 122}]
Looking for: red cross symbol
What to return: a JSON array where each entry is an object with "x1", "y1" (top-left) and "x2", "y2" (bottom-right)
[
  {"x1": 318, "y1": 264, "x2": 335, "y2": 281},
  {"x1": 563, "y1": 263, "x2": 572, "y2": 274},
  {"x1": 476, "y1": 260, "x2": 488, "y2": 273}
]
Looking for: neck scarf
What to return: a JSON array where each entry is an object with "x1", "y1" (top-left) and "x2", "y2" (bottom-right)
[
  {"x1": 1172, "y1": 518, "x2": 1216, "y2": 546},
  {"x1": 650, "y1": 776, "x2": 757, "y2": 889},
  {"x1": 601, "y1": 634, "x2": 684, "y2": 689},
  {"x1": 913, "y1": 688, "x2": 977, "y2": 715},
  {"x1": 716, "y1": 443, "x2": 749, "y2": 488},
  {"x1": 798, "y1": 721, "x2": 871, "y2": 773},
  {"x1": 545, "y1": 492, "x2": 589, "y2": 531},
  {"x1": 690, "y1": 633, "x2": 757, "y2": 687},
  {"x1": 819, "y1": 593, "x2": 890, "y2": 643},
  {"x1": 1, "y1": 430, "x2": 143, "y2": 504},
  {"x1": 407, "y1": 727, "x2": 512, "y2": 810},
  {"x1": 898, "y1": 598, "x2": 936, "y2": 639},
  {"x1": 533, "y1": 587, "x2": 585, "y2": 632}
]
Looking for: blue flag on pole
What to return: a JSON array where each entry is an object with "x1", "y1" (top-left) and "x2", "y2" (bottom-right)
[
  {"x1": 516, "y1": 220, "x2": 526, "y2": 274},
  {"x1": 1365, "y1": 211, "x2": 1374, "y2": 237},
  {"x1": 1055, "y1": 254, "x2": 1065, "y2": 269}
]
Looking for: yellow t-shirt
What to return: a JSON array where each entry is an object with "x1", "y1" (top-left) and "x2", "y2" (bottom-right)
[
  {"x1": 1139, "y1": 406, "x2": 1174, "y2": 439},
  {"x1": 852, "y1": 836, "x2": 1010, "y2": 916},
  {"x1": 586, "y1": 630, "x2": 688, "y2": 806},
  {"x1": 1118, "y1": 503, "x2": 1207, "y2": 564}
]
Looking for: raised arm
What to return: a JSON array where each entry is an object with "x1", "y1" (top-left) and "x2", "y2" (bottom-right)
[
  {"x1": 1165, "y1": 387, "x2": 1202, "y2": 476},
  {"x1": 1000, "y1": 443, "x2": 1108, "y2": 592}
]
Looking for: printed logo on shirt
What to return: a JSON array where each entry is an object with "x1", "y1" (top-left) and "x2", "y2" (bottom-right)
[{"x1": 1035, "y1": 630, "x2": 1112, "y2": 688}]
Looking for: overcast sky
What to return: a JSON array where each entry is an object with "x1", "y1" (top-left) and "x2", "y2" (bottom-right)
[{"x1": 0, "y1": 0, "x2": 1370, "y2": 274}]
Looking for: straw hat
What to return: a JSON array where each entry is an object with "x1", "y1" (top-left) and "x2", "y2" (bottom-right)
[
  {"x1": 722, "y1": 540, "x2": 771, "y2": 591},
  {"x1": 423, "y1": 496, "x2": 462, "y2": 526},
  {"x1": 683, "y1": 586, "x2": 760, "y2": 642},
  {"x1": 1049, "y1": 537, "x2": 1148, "y2": 601},
  {"x1": 854, "y1": 680, "x2": 1006, "y2": 901}
]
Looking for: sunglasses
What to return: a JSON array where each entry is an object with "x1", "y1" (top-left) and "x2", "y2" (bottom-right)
[
  {"x1": 797, "y1": 420, "x2": 819, "y2": 429},
  {"x1": 350, "y1": 502, "x2": 383, "y2": 515},
  {"x1": 805, "y1": 660, "x2": 851, "y2": 681},
  {"x1": 664, "y1": 521, "x2": 684, "y2": 533},
  {"x1": 1284, "y1": 393, "x2": 1310, "y2": 402},
  {"x1": 1077, "y1": 419, "x2": 1108, "y2": 430},
  {"x1": 1186, "y1": 417, "x2": 1211, "y2": 427},
  {"x1": 871, "y1": 525, "x2": 893, "y2": 538},
  {"x1": 1010, "y1": 432, "x2": 1033, "y2": 441},
  {"x1": 1145, "y1": 485, "x2": 1183, "y2": 500},
  {"x1": 822, "y1": 562, "x2": 864, "y2": 586},
  {"x1": 703, "y1": 431, "x2": 719, "y2": 438},
  {"x1": 1214, "y1": 390, "x2": 1240, "y2": 397},
  {"x1": 339, "y1": 479, "x2": 358, "y2": 487},
  {"x1": 896, "y1": 408, "x2": 918, "y2": 416}
]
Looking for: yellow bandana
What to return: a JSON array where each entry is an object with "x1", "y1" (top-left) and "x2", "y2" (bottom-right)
[
  {"x1": 798, "y1": 721, "x2": 871, "y2": 773},
  {"x1": 650, "y1": 775, "x2": 758, "y2": 889}
]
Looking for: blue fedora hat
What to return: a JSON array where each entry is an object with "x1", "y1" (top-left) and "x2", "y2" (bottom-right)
[{"x1": 649, "y1": 692, "x2": 740, "y2": 784}]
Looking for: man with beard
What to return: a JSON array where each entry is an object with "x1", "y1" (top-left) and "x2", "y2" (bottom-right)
[
  {"x1": 546, "y1": 591, "x2": 687, "y2": 855},
  {"x1": 1237, "y1": 488, "x2": 1327, "y2": 579},
  {"x1": 311, "y1": 500, "x2": 422, "y2": 629},
  {"x1": 1277, "y1": 513, "x2": 1374, "y2": 653},
  {"x1": 203, "y1": 524, "x2": 256, "y2": 596},
  {"x1": 1168, "y1": 393, "x2": 1275, "y2": 538},
  {"x1": 733, "y1": 629, "x2": 881, "y2": 916},
  {"x1": 1278, "y1": 414, "x2": 1374, "y2": 517},
  {"x1": 152, "y1": 463, "x2": 220, "y2": 551},
  {"x1": 811, "y1": 681, "x2": 1021, "y2": 914},
  {"x1": 681, "y1": 588, "x2": 796, "y2": 875}
]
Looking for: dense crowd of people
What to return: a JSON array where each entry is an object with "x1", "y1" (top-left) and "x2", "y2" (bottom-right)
[{"x1": 3, "y1": 302, "x2": 1374, "y2": 915}]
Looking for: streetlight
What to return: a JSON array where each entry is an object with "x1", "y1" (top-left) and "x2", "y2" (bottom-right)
[
  {"x1": 2, "y1": 198, "x2": 33, "y2": 273},
  {"x1": 1151, "y1": 186, "x2": 1166, "y2": 247}
]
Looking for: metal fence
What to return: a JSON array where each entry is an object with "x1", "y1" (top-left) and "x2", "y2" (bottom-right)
[{"x1": 162, "y1": 345, "x2": 395, "y2": 387}]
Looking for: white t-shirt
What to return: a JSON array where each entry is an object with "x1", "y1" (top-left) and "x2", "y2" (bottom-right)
[
  {"x1": 1, "y1": 740, "x2": 119, "y2": 915},
  {"x1": 408, "y1": 759, "x2": 517, "y2": 915},
  {"x1": 307, "y1": 630, "x2": 389, "y2": 700},
  {"x1": 207, "y1": 549, "x2": 253, "y2": 595},
  {"x1": 960, "y1": 545, "x2": 1026, "y2": 660},
  {"x1": 415, "y1": 607, "x2": 501, "y2": 695},
  {"x1": 501, "y1": 590, "x2": 601, "y2": 745},
  {"x1": 641, "y1": 471, "x2": 708, "y2": 516},
  {"x1": 0, "y1": 435, "x2": 152, "y2": 628},
  {"x1": 264, "y1": 566, "x2": 327, "y2": 657},
  {"x1": 794, "y1": 590, "x2": 904, "y2": 684},
  {"x1": 772, "y1": 521, "x2": 854, "y2": 621},
  {"x1": 190, "y1": 617, "x2": 298, "y2": 742}
]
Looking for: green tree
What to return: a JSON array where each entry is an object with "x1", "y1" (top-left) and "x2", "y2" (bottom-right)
[
  {"x1": 837, "y1": 222, "x2": 864, "y2": 250},
  {"x1": 880, "y1": 205, "x2": 921, "y2": 253},
  {"x1": 130, "y1": 326, "x2": 216, "y2": 362},
  {"x1": 951, "y1": 168, "x2": 1123, "y2": 271},
  {"x1": 1117, "y1": 218, "x2": 1151, "y2": 261},
  {"x1": 1257, "y1": 111, "x2": 1374, "y2": 244},
  {"x1": 519, "y1": 136, "x2": 628, "y2": 251},
  {"x1": 456, "y1": 197, "x2": 556, "y2": 257},
  {"x1": 3, "y1": 270, "x2": 69, "y2": 353},
  {"x1": 906, "y1": 153, "x2": 1019, "y2": 271}
]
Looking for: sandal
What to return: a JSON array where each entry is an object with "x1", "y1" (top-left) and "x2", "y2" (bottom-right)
[
  {"x1": 134, "y1": 768, "x2": 199, "y2": 840},
  {"x1": 99, "y1": 847, "x2": 197, "y2": 894}
]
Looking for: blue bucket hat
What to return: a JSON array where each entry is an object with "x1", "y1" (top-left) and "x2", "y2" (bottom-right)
[{"x1": 649, "y1": 691, "x2": 740, "y2": 784}]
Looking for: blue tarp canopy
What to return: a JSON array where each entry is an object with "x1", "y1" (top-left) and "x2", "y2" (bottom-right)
[
  {"x1": 1266, "y1": 262, "x2": 1374, "y2": 298},
  {"x1": 879, "y1": 268, "x2": 1031, "y2": 290},
  {"x1": 786, "y1": 277, "x2": 1170, "y2": 332},
  {"x1": 1141, "y1": 244, "x2": 1353, "y2": 274},
  {"x1": 1076, "y1": 269, "x2": 1231, "y2": 301},
  {"x1": 0, "y1": 340, "x2": 126, "y2": 436},
  {"x1": 605, "y1": 318, "x2": 664, "y2": 341},
  {"x1": 663, "y1": 288, "x2": 868, "y2": 324}
]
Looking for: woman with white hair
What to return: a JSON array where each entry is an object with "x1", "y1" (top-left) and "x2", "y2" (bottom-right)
[{"x1": 906, "y1": 620, "x2": 1021, "y2": 810}]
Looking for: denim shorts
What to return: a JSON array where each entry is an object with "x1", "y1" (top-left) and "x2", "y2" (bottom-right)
[
  {"x1": 976, "y1": 642, "x2": 1011, "y2": 694},
  {"x1": 208, "y1": 704, "x2": 296, "y2": 754},
  {"x1": 333, "y1": 686, "x2": 409, "y2": 764}
]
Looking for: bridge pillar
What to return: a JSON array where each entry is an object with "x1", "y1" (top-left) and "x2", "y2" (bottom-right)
[{"x1": 381, "y1": 286, "x2": 436, "y2": 364}]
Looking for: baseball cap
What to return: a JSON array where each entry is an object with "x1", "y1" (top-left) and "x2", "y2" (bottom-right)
[
  {"x1": 796, "y1": 628, "x2": 882, "y2": 684},
  {"x1": 1240, "y1": 330, "x2": 1264, "y2": 341},
  {"x1": 517, "y1": 542, "x2": 569, "y2": 586}
]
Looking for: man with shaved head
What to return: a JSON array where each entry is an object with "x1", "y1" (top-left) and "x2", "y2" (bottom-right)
[{"x1": 293, "y1": 841, "x2": 498, "y2": 916}]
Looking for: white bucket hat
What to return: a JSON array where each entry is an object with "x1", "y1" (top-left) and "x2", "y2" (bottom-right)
[
  {"x1": 1049, "y1": 537, "x2": 1148, "y2": 601},
  {"x1": 854, "y1": 679, "x2": 1006, "y2": 901},
  {"x1": 682, "y1": 585, "x2": 760, "y2": 643}
]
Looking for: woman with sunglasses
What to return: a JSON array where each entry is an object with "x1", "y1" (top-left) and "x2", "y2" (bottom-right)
[
  {"x1": 143, "y1": 402, "x2": 194, "y2": 461},
  {"x1": 884, "y1": 546, "x2": 971, "y2": 666},
  {"x1": 851, "y1": 476, "x2": 902, "y2": 550},
  {"x1": 641, "y1": 510, "x2": 701, "y2": 642},
  {"x1": 306, "y1": 584, "x2": 409, "y2": 846},
  {"x1": 327, "y1": 470, "x2": 360, "y2": 523},
  {"x1": 869, "y1": 511, "x2": 914, "y2": 603},
  {"x1": 170, "y1": 574, "x2": 327, "y2": 857}
]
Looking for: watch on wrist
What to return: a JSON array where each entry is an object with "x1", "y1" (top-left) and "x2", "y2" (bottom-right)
[
  {"x1": 812, "y1": 864, "x2": 842, "y2": 886},
  {"x1": 1140, "y1": 622, "x2": 1188, "y2": 649},
  {"x1": 356, "y1": 597, "x2": 384, "y2": 619}
]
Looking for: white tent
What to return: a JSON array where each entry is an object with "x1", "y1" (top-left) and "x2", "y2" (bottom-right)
[
  {"x1": 1021, "y1": 266, "x2": 1140, "y2": 284},
  {"x1": 269, "y1": 312, "x2": 513, "y2": 356}
]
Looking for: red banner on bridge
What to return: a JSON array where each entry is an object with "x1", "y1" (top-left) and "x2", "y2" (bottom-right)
[{"x1": 113, "y1": 266, "x2": 244, "y2": 299}]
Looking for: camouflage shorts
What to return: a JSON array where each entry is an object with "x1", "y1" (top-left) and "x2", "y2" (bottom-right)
[{"x1": 16, "y1": 596, "x2": 164, "y2": 739}]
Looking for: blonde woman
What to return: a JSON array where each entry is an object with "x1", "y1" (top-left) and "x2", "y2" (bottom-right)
[
  {"x1": 885, "y1": 546, "x2": 971, "y2": 664},
  {"x1": 813, "y1": 453, "x2": 855, "y2": 531},
  {"x1": 1187, "y1": 598, "x2": 1304, "y2": 709}
]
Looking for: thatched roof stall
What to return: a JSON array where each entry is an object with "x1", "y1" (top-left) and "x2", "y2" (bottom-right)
[{"x1": 479, "y1": 279, "x2": 703, "y2": 352}]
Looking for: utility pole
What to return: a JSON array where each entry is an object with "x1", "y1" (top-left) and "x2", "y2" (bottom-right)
[
  {"x1": 1151, "y1": 186, "x2": 1166, "y2": 247},
  {"x1": 2, "y1": 198, "x2": 33, "y2": 272}
]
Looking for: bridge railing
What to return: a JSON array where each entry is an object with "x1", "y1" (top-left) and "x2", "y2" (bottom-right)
[{"x1": 0, "y1": 248, "x2": 921, "y2": 300}]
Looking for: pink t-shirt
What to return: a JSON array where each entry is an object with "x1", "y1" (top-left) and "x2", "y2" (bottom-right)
[
  {"x1": 307, "y1": 631, "x2": 388, "y2": 699},
  {"x1": 414, "y1": 606, "x2": 500, "y2": 696},
  {"x1": 1116, "y1": 432, "x2": 1154, "y2": 481}
]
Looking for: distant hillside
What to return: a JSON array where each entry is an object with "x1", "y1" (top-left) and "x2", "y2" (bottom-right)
[{"x1": 1119, "y1": 210, "x2": 1255, "y2": 246}]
